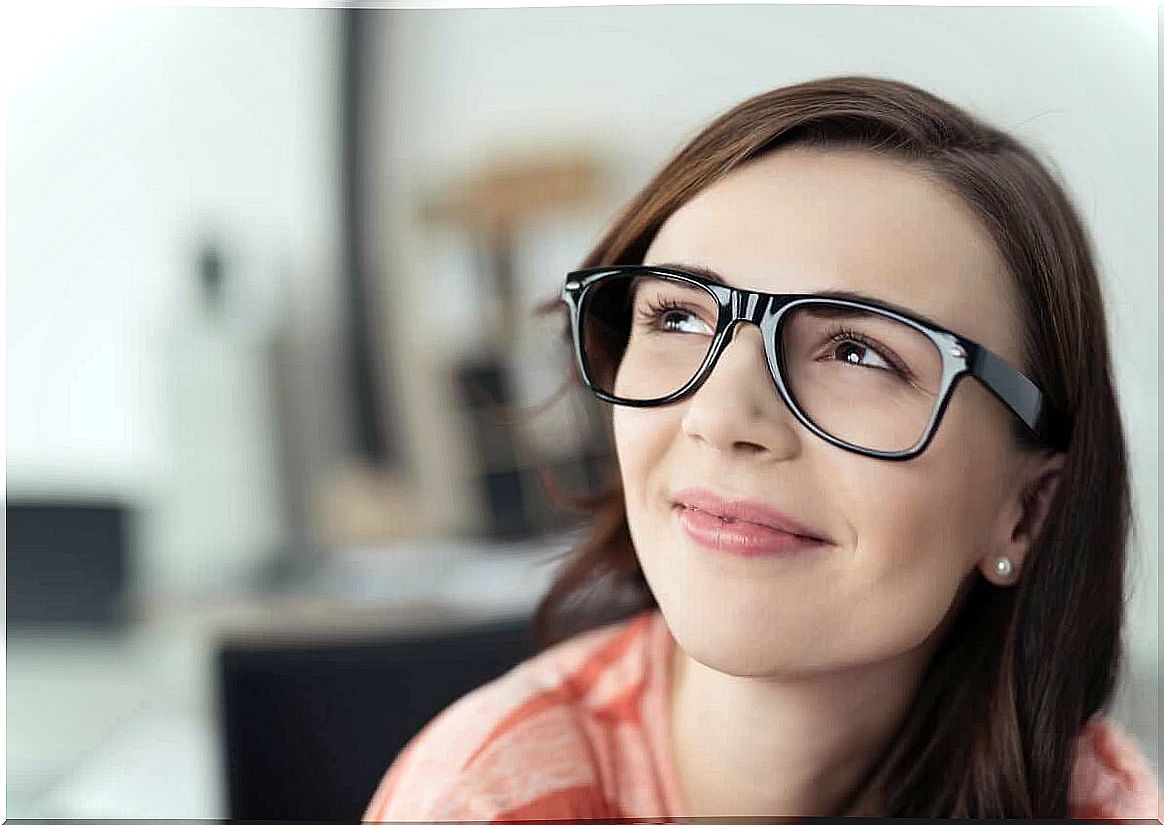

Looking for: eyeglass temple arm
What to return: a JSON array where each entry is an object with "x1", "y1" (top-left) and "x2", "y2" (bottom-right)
[{"x1": 967, "y1": 343, "x2": 1066, "y2": 448}]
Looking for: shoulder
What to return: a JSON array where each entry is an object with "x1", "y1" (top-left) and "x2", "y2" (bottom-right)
[
  {"x1": 1069, "y1": 714, "x2": 1160, "y2": 821},
  {"x1": 363, "y1": 611, "x2": 658, "y2": 821}
]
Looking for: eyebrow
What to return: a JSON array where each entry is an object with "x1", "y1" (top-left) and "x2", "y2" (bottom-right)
[{"x1": 653, "y1": 261, "x2": 951, "y2": 332}]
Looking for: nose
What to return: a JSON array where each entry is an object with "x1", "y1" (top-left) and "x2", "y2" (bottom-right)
[{"x1": 680, "y1": 322, "x2": 801, "y2": 459}]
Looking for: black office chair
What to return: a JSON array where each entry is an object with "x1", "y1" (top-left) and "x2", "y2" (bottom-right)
[{"x1": 216, "y1": 614, "x2": 540, "y2": 821}]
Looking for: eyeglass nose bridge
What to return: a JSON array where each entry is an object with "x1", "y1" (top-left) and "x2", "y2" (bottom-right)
[
  {"x1": 715, "y1": 288, "x2": 809, "y2": 368},
  {"x1": 711, "y1": 290, "x2": 793, "y2": 391},
  {"x1": 726, "y1": 287, "x2": 821, "y2": 327},
  {"x1": 727, "y1": 287, "x2": 773, "y2": 325},
  {"x1": 715, "y1": 290, "x2": 775, "y2": 357},
  {"x1": 709, "y1": 290, "x2": 769, "y2": 360}
]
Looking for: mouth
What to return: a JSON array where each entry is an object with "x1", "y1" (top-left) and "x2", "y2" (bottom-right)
[
  {"x1": 670, "y1": 487, "x2": 831, "y2": 544},
  {"x1": 677, "y1": 505, "x2": 780, "y2": 527},
  {"x1": 672, "y1": 503, "x2": 828, "y2": 558}
]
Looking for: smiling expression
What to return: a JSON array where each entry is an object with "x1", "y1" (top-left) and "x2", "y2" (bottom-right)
[{"x1": 613, "y1": 146, "x2": 1031, "y2": 677}]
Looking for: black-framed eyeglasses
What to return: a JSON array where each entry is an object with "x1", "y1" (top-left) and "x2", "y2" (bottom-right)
[{"x1": 559, "y1": 265, "x2": 1068, "y2": 461}]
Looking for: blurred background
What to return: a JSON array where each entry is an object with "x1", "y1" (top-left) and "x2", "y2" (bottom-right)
[{"x1": 5, "y1": 3, "x2": 1158, "y2": 819}]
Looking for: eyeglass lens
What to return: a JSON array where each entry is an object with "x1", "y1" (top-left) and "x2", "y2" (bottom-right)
[{"x1": 579, "y1": 272, "x2": 945, "y2": 453}]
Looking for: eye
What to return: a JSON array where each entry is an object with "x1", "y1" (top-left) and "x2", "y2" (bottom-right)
[
  {"x1": 636, "y1": 298, "x2": 715, "y2": 336},
  {"x1": 831, "y1": 337, "x2": 892, "y2": 370},
  {"x1": 821, "y1": 327, "x2": 911, "y2": 379}
]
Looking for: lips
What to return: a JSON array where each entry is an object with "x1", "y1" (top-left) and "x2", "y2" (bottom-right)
[{"x1": 671, "y1": 487, "x2": 831, "y2": 543}]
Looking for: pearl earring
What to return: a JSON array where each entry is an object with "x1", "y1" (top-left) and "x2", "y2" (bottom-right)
[{"x1": 994, "y1": 557, "x2": 1014, "y2": 577}]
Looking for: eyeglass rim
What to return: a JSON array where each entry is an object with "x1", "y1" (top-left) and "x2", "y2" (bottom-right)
[{"x1": 560, "y1": 265, "x2": 1070, "y2": 461}]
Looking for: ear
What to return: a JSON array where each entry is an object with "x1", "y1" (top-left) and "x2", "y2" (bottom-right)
[{"x1": 979, "y1": 450, "x2": 1067, "y2": 586}]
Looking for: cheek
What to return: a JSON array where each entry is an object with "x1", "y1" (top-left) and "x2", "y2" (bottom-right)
[
  {"x1": 837, "y1": 456, "x2": 988, "y2": 636},
  {"x1": 849, "y1": 469, "x2": 995, "y2": 651},
  {"x1": 612, "y1": 407, "x2": 690, "y2": 568},
  {"x1": 613, "y1": 408, "x2": 664, "y2": 512},
  {"x1": 857, "y1": 473, "x2": 975, "y2": 567},
  {"x1": 856, "y1": 381, "x2": 1013, "y2": 562}
]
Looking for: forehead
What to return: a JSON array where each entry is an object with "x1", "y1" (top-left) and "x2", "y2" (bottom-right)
[{"x1": 643, "y1": 147, "x2": 1023, "y2": 363}]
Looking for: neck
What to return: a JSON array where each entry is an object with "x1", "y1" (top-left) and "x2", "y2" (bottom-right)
[{"x1": 668, "y1": 635, "x2": 936, "y2": 817}]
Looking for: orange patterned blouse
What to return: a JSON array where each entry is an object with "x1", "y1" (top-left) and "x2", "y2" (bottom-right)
[{"x1": 364, "y1": 609, "x2": 1160, "y2": 822}]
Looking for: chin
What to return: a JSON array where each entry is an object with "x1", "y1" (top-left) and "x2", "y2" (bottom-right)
[{"x1": 658, "y1": 597, "x2": 832, "y2": 678}]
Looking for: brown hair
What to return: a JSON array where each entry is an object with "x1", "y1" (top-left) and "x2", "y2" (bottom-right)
[{"x1": 527, "y1": 75, "x2": 1131, "y2": 817}]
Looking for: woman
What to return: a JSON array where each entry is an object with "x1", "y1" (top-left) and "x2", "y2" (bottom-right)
[{"x1": 363, "y1": 76, "x2": 1159, "y2": 820}]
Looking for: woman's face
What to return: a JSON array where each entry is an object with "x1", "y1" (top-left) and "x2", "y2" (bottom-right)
[{"x1": 616, "y1": 146, "x2": 1041, "y2": 677}]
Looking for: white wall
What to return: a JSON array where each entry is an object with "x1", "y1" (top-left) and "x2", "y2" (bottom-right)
[
  {"x1": 7, "y1": 7, "x2": 344, "y2": 594},
  {"x1": 370, "y1": 5, "x2": 1158, "y2": 663}
]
